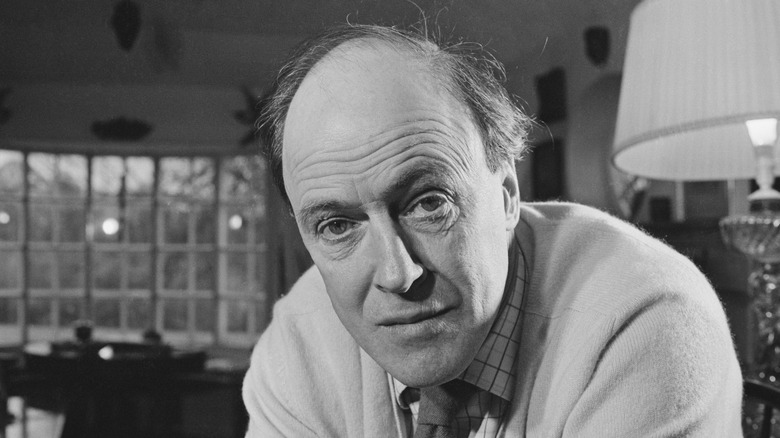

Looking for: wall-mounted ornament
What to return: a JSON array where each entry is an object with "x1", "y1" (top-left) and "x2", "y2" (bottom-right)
[
  {"x1": 0, "y1": 87, "x2": 11, "y2": 126},
  {"x1": 534, "y1": 67, "x2": 567, "y2": 124},
  {"x1": 91, "y1": 117, "x2": 153, "y2": 142},
  {"x1": 234, "y1": 87, "x2": 266, "y2": 148},
  {"x1": 584, "y1": 26, "x2": 610, "y2": 67},
  {"x1": 112, "y1": 0, "x2": 142, "y2": 52}
]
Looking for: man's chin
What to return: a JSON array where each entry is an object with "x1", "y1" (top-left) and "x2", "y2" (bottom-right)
[
  {"x1": 389, "y1": 364, "x2": 465, "y2": 388},
  {"x1": 376, "y1": 349, "x2": 472, "y2": 388}
]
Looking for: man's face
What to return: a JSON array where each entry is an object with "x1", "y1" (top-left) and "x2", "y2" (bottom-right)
[{"x1": 282, "y1": 42, "x2": 520, "y2": 387}]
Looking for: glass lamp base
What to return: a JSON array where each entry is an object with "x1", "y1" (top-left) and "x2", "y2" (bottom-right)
[{"x1": 721, "y1": 211, "x2": 780, "y2": 382}]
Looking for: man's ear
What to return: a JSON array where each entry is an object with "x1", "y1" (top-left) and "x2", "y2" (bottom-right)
[{"x1": 500, "y1": 161, "x2": 521, "y2": 231}]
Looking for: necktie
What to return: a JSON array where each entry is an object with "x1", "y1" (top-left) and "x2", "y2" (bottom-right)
[{"x1": 414, "y1": 379, "x2": 479, "y2": 438}]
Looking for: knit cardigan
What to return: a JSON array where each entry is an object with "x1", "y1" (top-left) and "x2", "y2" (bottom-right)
[{"x1": 243, "y1": 202, "x2": 743, "y2": 437}]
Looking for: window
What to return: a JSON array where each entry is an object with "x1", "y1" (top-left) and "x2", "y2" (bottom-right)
[{"x1": 0, "y1": 150, "x2": 272, "y2": 347}]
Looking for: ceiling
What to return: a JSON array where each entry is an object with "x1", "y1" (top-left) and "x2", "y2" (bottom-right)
[{"x1": 0, "y1": 0, "x2": 641, "y2": 155}]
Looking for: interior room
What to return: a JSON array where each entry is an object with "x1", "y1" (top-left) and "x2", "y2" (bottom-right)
[{"x1": 0, "y1": 0, "x2": 776, "y2": 436}]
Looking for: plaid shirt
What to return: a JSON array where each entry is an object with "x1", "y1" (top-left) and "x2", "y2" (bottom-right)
[{"x1": 391, "y1": 240, "x2": 527, "y2": 438}]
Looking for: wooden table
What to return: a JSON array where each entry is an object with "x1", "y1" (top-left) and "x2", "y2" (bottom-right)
[{"x1": 23, "y1": 341, "x2": 206, "y2": 438}]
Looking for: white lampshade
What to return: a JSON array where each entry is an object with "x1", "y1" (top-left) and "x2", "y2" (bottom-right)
[{"x1": 612, "y1": 0, "x2": 780, "y2": 181}]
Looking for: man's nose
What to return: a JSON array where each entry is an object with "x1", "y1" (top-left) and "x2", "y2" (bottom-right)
[{"x1": 370, "y1": 222, "x2": 425, "y2": 294}]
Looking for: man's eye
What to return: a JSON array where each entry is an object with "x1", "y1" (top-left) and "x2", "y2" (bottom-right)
[
  {"x1": 318, "y1": 219, "x2": 355, "y2": 240},
  {"x1": 418, "y1": 196, "x2": 444, "y2": 212},
  {"x1": 405, "y1": 193, "x2": 453, "y2": 220}
]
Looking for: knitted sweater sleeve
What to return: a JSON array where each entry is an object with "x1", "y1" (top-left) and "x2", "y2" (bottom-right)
[
  {"x1": 242, "y1": 316, "x2": 319, "y2": 438},
  {"x1": 562, "y1": 291, "x2": 743, "y2": 438}
]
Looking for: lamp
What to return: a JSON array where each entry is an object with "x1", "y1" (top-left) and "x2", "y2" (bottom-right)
[{"x1": 612, "y1": 0, "x2": 780, "y2": 389}]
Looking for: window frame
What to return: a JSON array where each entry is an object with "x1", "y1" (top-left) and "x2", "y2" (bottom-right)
[{"x1": 0, "y1": 150, "x2": 273, "y2": 348}]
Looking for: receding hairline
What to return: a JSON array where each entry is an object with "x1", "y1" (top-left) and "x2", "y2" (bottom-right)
[
  {"x1": 283, "y1": 34, "x2": 485, "y2": 151},
  {"x1": 295, "y1": 34, "x2": 446, "y2": 92}
]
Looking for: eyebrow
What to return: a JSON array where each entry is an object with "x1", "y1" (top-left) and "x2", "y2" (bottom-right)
[
  {"x1": 296, "y1": 162, "x2": 454, "y2": 229},
  {"x1": 381, "y1": 163, "x2": 450, "y2": 201},
  {"x1": 297, "y1": 200, "x2": 358, "y2": 229}
]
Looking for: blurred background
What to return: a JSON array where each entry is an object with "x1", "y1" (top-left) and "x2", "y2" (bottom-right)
[{"x1": 0, "y1": 1, "x2": 755, "y2": 437}]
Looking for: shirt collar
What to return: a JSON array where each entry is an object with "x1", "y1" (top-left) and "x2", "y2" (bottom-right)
[{"x1": 391, "y1": 238, "x2": 527, "y2": 404}]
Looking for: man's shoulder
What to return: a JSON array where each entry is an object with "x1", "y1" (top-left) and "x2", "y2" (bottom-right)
[
  {"x1": 513, "y1": 204, "x2": 741, "y2": 435},
  {"x1": 521, "y1": 201, "x2": 697, "y2": 274},
  {"x1": 520, "y1": 201, "x2": 662, "y2": 246},
  {"x1": 244, "y1": 267, "x2": 378, "y2": 436},
  {"x1": 274, "y1": 265, "x2": 332, "y2": 316},
  {"x1": 249, "y1": 264, "x2": 361, "y2": 383},
  {"x1": 518, "y1": 202, "x2": 716, "y2": 317},
  {"x1": 265, "y1": 265, "x2": 354, "y2": 346}
]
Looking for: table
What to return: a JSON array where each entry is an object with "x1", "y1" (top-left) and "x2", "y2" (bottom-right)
[{"x1": 23, "y1": 341, "x2": 206, "y2": 438}]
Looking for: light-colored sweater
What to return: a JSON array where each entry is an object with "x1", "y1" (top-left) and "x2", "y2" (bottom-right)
[{"x1": 243, "y1": 202, "x2": 743, "y2": 437}]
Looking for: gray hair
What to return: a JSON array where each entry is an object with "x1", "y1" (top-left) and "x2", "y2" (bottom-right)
[{"x1": 257, "y1": 24, "x2": 532, "y2": 208}]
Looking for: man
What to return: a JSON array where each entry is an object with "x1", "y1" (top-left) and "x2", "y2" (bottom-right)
[{"x1": 243, "y1": 24, "x2": 743, "y2": 437}]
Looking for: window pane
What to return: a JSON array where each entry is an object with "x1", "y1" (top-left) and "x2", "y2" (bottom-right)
[
  {"x1": 58, "y1": 251, "x2": 84, "y2": 288},
  {"x1": 93, "y1": 251, "x2": 121, "y2": 290},
  {"x1": 28, "y1": 298, "x2": 52, "y2": 325},
  {"x1": 191, "y1": 159, "x2": 215, "y2": 199},
  {"x1": 92, "y1": 203, "x2": 121, "y2": 243},
  {"x1": 60, "y1": 206, "x2": 85, "y2": 242},
  {"x1": 29, "y1": 251, "x2": 53, "y2": 289},
  {"x1": 163, "y1": 252, "x2": 188, "y2": 290},
  {"x1": 0, "y1": 150, "x2": 23, "y2": 194},
  {"x1": 0, "y1": 202, "x2": 20, "y2": 241},
  {"x1": 59, "y1": 298, "x2": 81, "y2": 327},
  {"x1": 195, "y1": 206, "x2": 215, "y2": 244},
  {"x1": 160, "y1": 158, "x2": 190, "y2": 197},
  {"x1": 226, "y1": 252, "x2": 248, "y2": 293},
  {"x1": 195, "y1": 298, "x2": 215, "y2": 332},
  {"x1": 163, "y1": 206, "x2": 188, "y2": 244},
  {"x1": 127, "y1": 252, "x2": 150, "y2": 290},
  {"x1": 127, "y1": 199, "x2": 152, "y2": 243},
  {"x1": 0, "y1": 250, "x2": 21, "y2": 289},
  {"x1": 94, "y1": 298, "x2": 120, "y2": 328},
  {"x1": 225, "y1": 206, "x2": 248, "y2": 244},
  {"x1": 226, "y1": 300, "x2": 249, "y2": 333},
  {"x1": 56, "y1": 155, "x2": 88, "y2": 196},
  {"x1": 29, "y1": 203, "x2": 53, "y2": 242},
  {"x1": 162, "y1": 298, "x2": 187, "y2": 331},
  {"x1": 28, "y1": 153, "x2": 57, "y2": 195},
  {"x1": 126, "y1": 157, "x2": 154, "y2": 195},
  {"x1": 220, "y1": 156, "x2": 265, "y2": 200},
  {"x1": 195, "y1": 253, "x2": 215, "y2": 291},
  {"x1": 127, "y1": 298, "x2": 150, "y2": 330},
  {"x1": 92, "y1": 156, "x2": 124, "y2": 196},
  {"x1": 0, "y1": 297, "x2": 18, "y2": 324}
]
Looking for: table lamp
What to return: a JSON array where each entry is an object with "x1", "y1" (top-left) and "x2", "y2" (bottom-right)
[{"x1": 611, "y1": 0, "x2": 780, "y2": 385}]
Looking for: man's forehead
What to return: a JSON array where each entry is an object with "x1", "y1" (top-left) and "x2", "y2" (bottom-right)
[{"x1": 281, "y1": 40, "x2": 461, "y2": 159}]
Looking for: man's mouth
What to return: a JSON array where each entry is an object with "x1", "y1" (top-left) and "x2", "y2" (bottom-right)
[{"x1": 378, "y1": 307, "x2": 451, "y2": 326}]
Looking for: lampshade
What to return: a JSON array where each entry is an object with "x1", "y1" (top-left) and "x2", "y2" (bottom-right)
[{"x1": 612, "y1": 0, "x2": 780, "y2": 181}]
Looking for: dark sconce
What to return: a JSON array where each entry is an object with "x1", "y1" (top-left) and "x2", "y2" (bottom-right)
[
  {"x1": 91, "y1": 117, "x2": 153, "y2": 142},
  {"x1": 234, "y1": 86, "x2": 267, "y2": 148},
  {"x1": 111, "y1": 0, "x2": 142, "y2": 52},
  {"x1": 0, "y1": 87, "x2": 11, "y2": 126},
  {"x1": 584, "y1": 26, "x2": 610, "y2": 67}
]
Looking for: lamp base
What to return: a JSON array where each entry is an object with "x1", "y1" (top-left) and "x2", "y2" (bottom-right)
[{"x1": 721, "y1": 200, "x2": 780, "y2": 382}]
